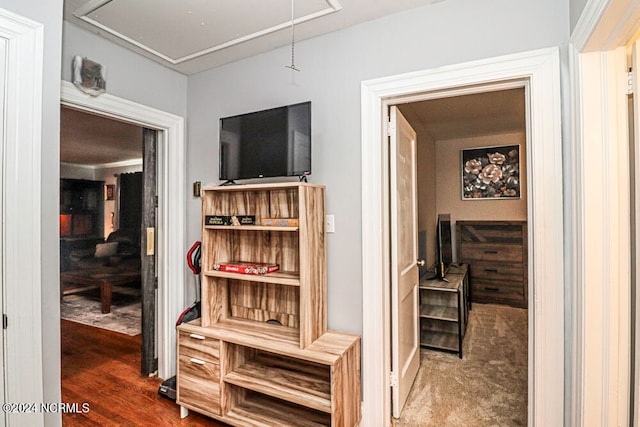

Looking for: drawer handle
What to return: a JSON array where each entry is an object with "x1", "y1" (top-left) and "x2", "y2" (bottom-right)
[
  {"x1": 484, "y1": 287, "x2": 500, "y2": 292},
  {"x1": 190, "y1": 358, "x2": 206, "y2": 365},
  {"x1": 189, "y1": 333, "x2": 205, "y2": 340},
  {"x1": 484, "y1": 250, "x2": 499, "y2": 254},
  {"x1": 484, "y1": 269, "x2": 499, "y2": 273}
]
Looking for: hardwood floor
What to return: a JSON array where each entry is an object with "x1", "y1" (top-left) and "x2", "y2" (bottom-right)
[{"x1": 61, "y1": 319, "x2": 227, "y2": 426}]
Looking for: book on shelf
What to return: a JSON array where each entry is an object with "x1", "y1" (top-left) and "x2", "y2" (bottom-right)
[
  {"x1": 205, "y1": 215, "x2": 255, "y2": 226},
  {"x1": 213, "y1": 261, "x2": 279, "y2": 275},
  {"x1": 260, "y1": 218, "x2": 299, "y2": 227}
]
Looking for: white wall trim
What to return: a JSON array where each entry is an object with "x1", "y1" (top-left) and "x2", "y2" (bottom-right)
[
  {"x1": 61, "y1": 80, "x2": 186, "y2": 379},
  {"x1": 571, "y1": 0, "x2": 610, "y2": 51},
  {"x1": 0, "y1": 7, "x2": 44, "y2": 426},
  {"x1": 361, "y1": 47, "x2": 564, "y2": 426},
  {"x1": 575, "y1": 48, "x2": 632, "y2": 427},
  {"x1": 572, "y1": 0, "x2": 640, "y2": 52}
]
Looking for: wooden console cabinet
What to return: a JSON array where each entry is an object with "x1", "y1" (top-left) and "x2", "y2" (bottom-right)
[
  {"x1": 177, "y1": 182, "x2": 361, "y2": 426},
  {"x1": 456, "y1": 221, "x2": 528, "y2": 308}
]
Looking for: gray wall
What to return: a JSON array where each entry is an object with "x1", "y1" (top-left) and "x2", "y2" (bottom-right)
[
  {"x1": 570, "y1": 0, "x2": 590, "y2": 33},
  {"x1": 186, "y1": 0, "x2": 570, "y2": 333},
  {"x1": 0, "y1": 0, "x2": 63, "y2": 425},
  {"x1": 61, "y1": 21, "x2": 188, "y2": 117}
]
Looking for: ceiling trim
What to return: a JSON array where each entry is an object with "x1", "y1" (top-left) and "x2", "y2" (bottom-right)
[
  {"x1": 73, "y1": 0, "x2": 343, "y2": 65},
  {"x1": 61, "y1": 158, "x2": 143, "y2": 170}
]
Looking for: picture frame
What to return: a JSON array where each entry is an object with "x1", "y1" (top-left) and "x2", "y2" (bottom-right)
[
  {"x1": 461, "y1": 144, "x2": 520, "y2": 200},
  {"x1": 105, "y1": 184, "x2": 115, "y2": 201}
]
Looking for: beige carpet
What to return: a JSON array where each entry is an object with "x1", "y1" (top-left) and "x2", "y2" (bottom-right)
[{"x1": 396, "y1": 303, "x2": 528, "y2": 427}]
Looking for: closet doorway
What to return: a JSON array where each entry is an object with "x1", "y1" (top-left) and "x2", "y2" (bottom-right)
[{"x1": 391, "y1": 88, "x2": 529, "y2": 425}]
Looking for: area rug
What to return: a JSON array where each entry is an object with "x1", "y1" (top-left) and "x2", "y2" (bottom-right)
[
  {"x1": 396, "y1": 303, "x2": 528, "y2": 427},
  {"x1": 60, "y1": 286, "x2": 141, "y2": 336}
]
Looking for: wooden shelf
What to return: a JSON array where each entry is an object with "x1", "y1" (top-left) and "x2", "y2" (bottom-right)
[
  {"x1": 224, "y1": 352, "x2": 331, "y2": 413},
  {"x1": 224, "y1": 391, "x2": 330, "y2": 427},
  {"x1": 202, "y1": 182, "x2": 325, "y2": 192},
  {"x1": 205, "y1": 225, "x2": 299, "y2": 232},
  {"x1": 420, "y1": 304, "x2": 458, "y2": 322},
  {"x1": 420, "y1": 330, "x2": 459, "y2": 351},
  {"x1": 210, "y1": 318, "x2": 300, "y2": 349},
  {"x1": 204, "y1": 269, "x2": 300, "y2": 286},
  {"x1": 419, "y1": 266, "x2": 468, "y2": 358},
  {"x1": 188, "y1": 319, "x2": 358, "y2": 366},
  {"x1": 178, "y1": 183, "x2": 360, "y2": 426}
]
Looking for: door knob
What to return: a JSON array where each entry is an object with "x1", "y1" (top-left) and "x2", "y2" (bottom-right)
[{"x1": 417, "y1": 259, "x2": 425, "y2": 267}]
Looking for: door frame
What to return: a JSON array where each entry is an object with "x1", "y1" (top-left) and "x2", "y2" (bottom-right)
[
  {"x1": 61, "y1": 80, "x2": 185, "y2": 379},
  {"x1": 0, "y1": 8, "x2": 44, "y2": 425},
  {"x1": 569, "y1": 0, "x2": 640, "y2": 424},
  {"x1": 360, "y1": 47, "x2": 564, "y2": 426}
]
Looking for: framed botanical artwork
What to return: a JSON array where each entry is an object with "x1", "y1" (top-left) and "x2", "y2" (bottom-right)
[{"x1": 461, "y1": 144, "x2": 520, "y2": 200}]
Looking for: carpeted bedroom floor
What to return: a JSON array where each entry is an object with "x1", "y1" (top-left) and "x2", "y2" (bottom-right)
[{"x1": 396, "y1": 303, "x2": 528, "y2": 427}]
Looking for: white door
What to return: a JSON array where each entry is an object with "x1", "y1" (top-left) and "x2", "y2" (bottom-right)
[
  {"x1": 390, "y1": 106, "x2": 420, "y2": 419},
  {"x1": 0, "y1": 38, "x2": 6, "y2": 427},
  {"x1": 632, "y1": 39, "x2": 640, "y2": 427}
]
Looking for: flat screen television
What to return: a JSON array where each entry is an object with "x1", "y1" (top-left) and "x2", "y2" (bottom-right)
[
  {"x1": 219, "y1": 101, "x2": 311, "y2": 182},
  {"x1": 436, "y1": 214, "x2": 453, "y2": 279}
]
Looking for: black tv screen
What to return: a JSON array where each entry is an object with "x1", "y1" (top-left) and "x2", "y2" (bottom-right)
[
  {"x1": 219, "y1": 102, "x2": 311, "y2": 181},
  {"x1": 437, "y1": 214, "x2": 453, "y2": 279}
]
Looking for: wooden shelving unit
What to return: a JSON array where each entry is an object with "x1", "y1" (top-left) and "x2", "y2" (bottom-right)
[
  {"x1": 419, "y1": 264, "x2": 469, "y2": 358},
  {"x1": 177, "y1": 182, "x2": 361, "y2": 427}
]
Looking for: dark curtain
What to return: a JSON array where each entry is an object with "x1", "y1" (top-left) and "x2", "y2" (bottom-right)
[{"x1": 119, "y1": 172, "x2": 143, "y2": 241}]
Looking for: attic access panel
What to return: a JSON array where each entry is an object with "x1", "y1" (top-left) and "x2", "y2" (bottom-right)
[{"x1": 73, "y1": 0, "x2": 339, "y2": 63}]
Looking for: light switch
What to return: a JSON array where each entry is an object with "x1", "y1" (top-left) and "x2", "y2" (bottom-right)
[{"x1": 326, "y1": 215, "x2": 335, "y2": 233}]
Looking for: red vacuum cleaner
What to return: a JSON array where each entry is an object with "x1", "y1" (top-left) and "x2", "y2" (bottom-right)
[
  {"x1": 176, "y1": 241, "x2": 202, "y2": 325},
  {"x1": 158, "y1": 241, "x2": 202, "y2": 400}
]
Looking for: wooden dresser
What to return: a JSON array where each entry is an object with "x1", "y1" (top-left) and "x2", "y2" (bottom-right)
[{"x1": 456, "y1": 221, "x2": 527, "y2": 308}]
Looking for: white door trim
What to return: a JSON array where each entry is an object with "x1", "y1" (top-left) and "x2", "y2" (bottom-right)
[
  {"x1": 361, "y1": 47, "x2": 564, "y2": 426},
  {"x1": 569, "y1": 46, "x2": 633, "y2": 427},
  {"x1": 0, "y1": 7, "x2": 44, "y2": 426},
  {"x1": 569, "y1": 0, "x2": 640, "y2": 424},
  {"x1": 60, "y1": 80, "x2": 186, "y2": 379}
]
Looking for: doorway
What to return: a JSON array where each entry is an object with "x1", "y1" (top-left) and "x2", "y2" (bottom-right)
[
  {"x1": 59, "y1": 105, "x2": 155, "y2": 376},
  {"x1": 360, "y1": 48, "x2": 564, "y2": 426},
  {"x1": 391, "y1": 88, "x2": 529, "y2": 424},
  {"x1": 60, "y1": 80, "x2": 186, "y2": 380}
]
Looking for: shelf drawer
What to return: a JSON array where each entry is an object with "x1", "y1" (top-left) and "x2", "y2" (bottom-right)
[
  {"x1": 177, "y1": 354, "x2": 221, "y2": 414},
  {"x1": 458, "y1": 222, "x2": 525, "y2": 244},
  {"x1": 460, "y1": 243, "x2": 523, "y2": 263},
  {"x1": 471, "y1": 280, "x2": 525, "y2": 305},
  {"x1": 469, "y1": 261, "x2": 524, "y2": 282},
  {"x1": 178, "y1": 331, "x2": 220, "y2": 363}
]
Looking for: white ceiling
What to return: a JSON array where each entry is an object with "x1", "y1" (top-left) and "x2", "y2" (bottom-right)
[
  {"x1": 60, "y1": 3, "x2": 523, "y2": 164},
  {"x1": 63, "y1": 0, "x2": 444, "y2": 75},
  {"x1": 398, "y1": 88, "x2": 526, "y2": 141},
  {"x1": 60, "y1": 106, "x2": 143, "y2": 165}
]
